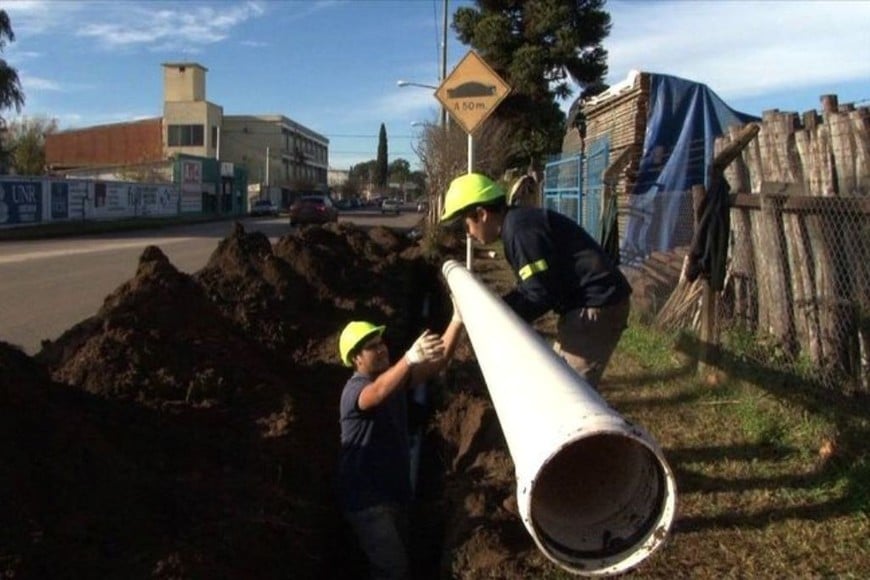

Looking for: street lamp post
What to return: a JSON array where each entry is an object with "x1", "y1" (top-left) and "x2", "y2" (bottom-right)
[
  {"x1": 396, "y1": 80, "x2": 448, "y2": 130},
  {"x1": 396, "y1": 80, "x2": 437, "y2": 90}
]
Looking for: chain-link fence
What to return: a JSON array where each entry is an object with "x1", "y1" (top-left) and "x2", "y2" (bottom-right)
[
  {"x1": 644, "y1": 104, "x2": 869, "y2": 395},
  {"x1": 717, "y1": 194, "x2": 869, "y2": 394}
]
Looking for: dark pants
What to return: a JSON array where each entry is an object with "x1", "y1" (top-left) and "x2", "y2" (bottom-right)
[{"x1": 345, "y1": 502, "x2": 410, "y2": 580}]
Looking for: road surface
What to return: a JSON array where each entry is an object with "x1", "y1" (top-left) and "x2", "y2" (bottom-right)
[{"x1": 0, "y1": 209, "x2": 423, "y2": 355}]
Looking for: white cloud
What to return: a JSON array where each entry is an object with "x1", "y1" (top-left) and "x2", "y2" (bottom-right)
[
  {"x1": 605, "y1": 0, "x2": 870, "y2": 100},
  {"x1": 19, "y1": 74, "x2": 62, "y2": 92},
  {"x1": 1, "y1": 1, "x2": 81, "y2": 35},
  {"x1": 374, "y1": 89, "x2": 441, "y2": 121},
  {"x1": 74, "y1": 2, "x2": 266, "y2": 51},
  {"x1": 5, "y1": 1, "x2": 267, "y2": 52}
]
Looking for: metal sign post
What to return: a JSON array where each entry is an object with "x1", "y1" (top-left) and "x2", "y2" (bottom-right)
[{"x1": 435, "y1": 51, "x2": 511, "y2": 270}]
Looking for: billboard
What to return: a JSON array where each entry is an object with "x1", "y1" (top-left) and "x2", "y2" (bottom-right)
[{"x1": 0, "y1": 180, "x2": 43, "y2": 225}]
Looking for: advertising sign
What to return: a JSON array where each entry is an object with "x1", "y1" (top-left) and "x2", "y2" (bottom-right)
[
  {"x1": 0, "y1": 180, "x2": 43, "y2": 225},
  {"x1": 51, "y1": 182, "x2": 69, "y2": 220},
  {"x1": 130, "y1": 184, "x2": 179, "y2": 216},
  {"x1": 180, "y1": 159, "x2": 203, "y2": 213},
  {"x1": 68, "y1": 181, "x2": 90, "y2": 220}
]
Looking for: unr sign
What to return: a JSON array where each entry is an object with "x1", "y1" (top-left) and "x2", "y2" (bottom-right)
[{"x1": 436, "y1": 51, "x2": 511, "y2": 134}]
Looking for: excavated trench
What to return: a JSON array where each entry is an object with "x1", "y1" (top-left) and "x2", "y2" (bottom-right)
[{"x1": 1, "y1": 222, "x2": 547, "y2": 579}]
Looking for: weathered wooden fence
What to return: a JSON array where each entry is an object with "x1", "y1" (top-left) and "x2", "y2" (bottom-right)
[{"x1": 717, "y1": 96, "x2": 869, "y2": 393}]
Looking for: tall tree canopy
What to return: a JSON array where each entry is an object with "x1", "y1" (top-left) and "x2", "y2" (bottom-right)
[
  {"x1": 375, "y1": 123, "x2": 388, "y2": 188},
  {"x1": 453, "y1": 0, "x2": 611, "y2": 170},
  {"x1": 7, "y1": 116, "x2": 58, "y2": 175},
  {"x1": 1, "y1": 10, "x2": 26, "y2": 170}
]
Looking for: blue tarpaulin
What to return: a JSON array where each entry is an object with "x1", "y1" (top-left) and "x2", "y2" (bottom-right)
[{"x1": 621, "y1": 73, "x2": 758, "y2": 263}]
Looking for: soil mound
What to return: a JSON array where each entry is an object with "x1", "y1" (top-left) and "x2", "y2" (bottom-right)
[
  {"x1": 3, "y1": 222, "x2": 505, "y2": 578},
  {"x1": 38, "y1": 244, "x2": 284, "y2": 404},
  {"x1": 2, "y1": 220, "x2": 554, "y2": 579}
]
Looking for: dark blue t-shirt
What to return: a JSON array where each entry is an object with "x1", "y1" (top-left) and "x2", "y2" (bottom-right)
[
  {"x1": 501, "y1": 207, "x2": 632, "y2": 322},
  {"x1": 337, "y1": 372, "x2": 411, "y2": 512}
]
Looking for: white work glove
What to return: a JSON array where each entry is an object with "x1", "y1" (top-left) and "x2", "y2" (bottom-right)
[
  {"x1": 450, "y1": 294, "x2": 463, "y2": 324},
  {"x1": 405, "y1": 330, "x2": 445, "y2": 365}
]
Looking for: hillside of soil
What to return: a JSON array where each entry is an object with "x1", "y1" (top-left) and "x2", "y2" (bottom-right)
[{"x1": 1, "y1": 221, "x2": 553, "y2": 579}]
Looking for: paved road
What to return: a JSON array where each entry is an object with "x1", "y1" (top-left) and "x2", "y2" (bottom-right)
[{"x1": 0, "y1": 210, "x2": 424, "y2": 355}]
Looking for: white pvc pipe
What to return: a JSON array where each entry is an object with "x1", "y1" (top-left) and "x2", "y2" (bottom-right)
[{"x1": 442, "y1": 259, "x2": 677, "y2": 576}]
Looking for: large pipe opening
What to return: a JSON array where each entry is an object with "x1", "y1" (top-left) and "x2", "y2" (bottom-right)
[{"x1": 527, "y1": 430, "x2": 675, "y2": 574}]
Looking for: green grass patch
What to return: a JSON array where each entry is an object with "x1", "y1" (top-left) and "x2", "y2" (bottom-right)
[{"x1": 602, "y1": 322, "x2": 869, "y2": 576}]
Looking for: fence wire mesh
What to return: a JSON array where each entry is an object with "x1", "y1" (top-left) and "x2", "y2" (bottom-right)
[
  {"x1": 610, "y1": 130, "x2": 869, "y2": 395},
  {"x1": 717, "y1": 195, "x2": 870, "y2": 395}
]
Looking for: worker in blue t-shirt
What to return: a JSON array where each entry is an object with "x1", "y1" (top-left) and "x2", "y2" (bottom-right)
[
  {"x1": 337, "y1": 308, "x2": 463, "y2": 580},
  {"x1": 441, "y1": 173, "x2": 632, "y2": 388}
]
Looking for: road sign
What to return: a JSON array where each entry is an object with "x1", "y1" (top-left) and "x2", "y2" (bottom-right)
[{"x1": 436, "y1": 51, "x2": 511, "y2": 134}]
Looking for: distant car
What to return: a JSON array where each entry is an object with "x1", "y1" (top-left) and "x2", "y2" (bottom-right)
[
  {"x1": 380, "y1": 198, "x2": 402, "y2": 215},
  {"x1": 250, "y1": 199, "x2": 279, "y2": 217},
  {"x1": 289, "y1": 195, "x2": 339, "y2": 226}
]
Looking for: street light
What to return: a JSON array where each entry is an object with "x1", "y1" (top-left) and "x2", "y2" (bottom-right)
[
  {"x1": 397, "y1": 80, "x2": 448, "y2": 129},
  {"x1": 396, "y1": 80, "x2": 438, "y2": 90}
]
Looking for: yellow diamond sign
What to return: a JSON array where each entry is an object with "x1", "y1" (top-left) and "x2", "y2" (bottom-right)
[{"x1": 436, "y1": 51, "x2": 511, "y2": 134}]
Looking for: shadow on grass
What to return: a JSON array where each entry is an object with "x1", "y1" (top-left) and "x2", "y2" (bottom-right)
[{"x1": 659, "y1": 332, "x2": 870, "y2": 533}]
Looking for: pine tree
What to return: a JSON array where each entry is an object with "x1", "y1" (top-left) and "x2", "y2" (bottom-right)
[
  {"x1": 0, "y1": 10, "x2": 26, "y2": 171},
  {"x1": 375, "y1": 123, "x2": 388, "y2": 188},
  {"x1": 453, "y1": 0, "x2": 611, "y2": 170}
]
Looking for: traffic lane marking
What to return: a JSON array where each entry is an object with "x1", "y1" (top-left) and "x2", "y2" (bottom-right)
[{"x1": 0, "y1": 237, "x2": 195, "y2": 265}]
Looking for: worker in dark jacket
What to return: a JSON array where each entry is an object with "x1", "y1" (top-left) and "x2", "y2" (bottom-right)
[
  {"x1": 440, "y1": 173, "x2": 631, "y2": 388},
  {"x1": 337, "y1": 310, "x2": 463, "y2": 579}
]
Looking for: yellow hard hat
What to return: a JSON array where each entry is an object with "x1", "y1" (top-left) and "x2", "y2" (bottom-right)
[
  {"x1": 339, "y1": 321, "x2": 386, "y2": 367},
  {"x1": 440, "y1": 173, "x2": 506, "y2": 223}
]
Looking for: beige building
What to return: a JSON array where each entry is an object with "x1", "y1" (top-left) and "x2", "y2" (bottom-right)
[{"x1": 162, "y1": 62, "x2": 328, "y2": 192}]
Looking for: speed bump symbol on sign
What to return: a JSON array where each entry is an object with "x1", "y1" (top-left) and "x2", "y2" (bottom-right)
[{"x1": 436, "y1": 51, "x2": 511, "y2": 134}]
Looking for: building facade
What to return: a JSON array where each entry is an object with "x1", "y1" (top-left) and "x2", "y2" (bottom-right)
[{"x1": 44, "y1": 62, "x2": 329, "y2": 209}]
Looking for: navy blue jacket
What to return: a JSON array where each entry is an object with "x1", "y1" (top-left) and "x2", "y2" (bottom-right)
[{"x1": 501, "y1": 207, "x2": 631, "y2": 322}]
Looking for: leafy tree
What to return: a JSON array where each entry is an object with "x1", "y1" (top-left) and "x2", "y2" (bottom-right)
[
  {"x1": 0, "y1": 10, "x2": 26, "y2": 170},
  {"x1": 7, "y1": 116, "x2": 58, "y2": 175},
  {"x1": 375, "y1": 123, "x2": 388, "y2": 188},
  {"x1": 388, "y1": 158, "x2": 411, "y2": 185},
  {"x1": 349, "y1": 159, "x2": 378, "y2": 185},
  {"x1": 453, "y1": 0, "x2": 611, "y2": 170}
]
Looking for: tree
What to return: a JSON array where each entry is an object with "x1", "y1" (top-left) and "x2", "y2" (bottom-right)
[
  {"x1": 7, "y1": 116, "x2": 58, "y2": 175},
  {"x1": 452, "y1": 0, "x2": 611, "y2": 170},
  {"x1": 349, "y1": 159, "x2": 378, "y2": 185},
  {"x1": 412, "y1": 117, "x2": 517, "y2": 228},
  {"x1": 375, "y1": 123, "x2": 388, "y2": 188},
  {"x1": 0, "y1": 10, "x2": 26, "y2": 171},
  {"x1": 388, "y1": 158, "x2": 411, "y2": 186}
]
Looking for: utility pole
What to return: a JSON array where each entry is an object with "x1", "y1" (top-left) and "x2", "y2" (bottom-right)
[{"x1": 440, "y1": 0, "x2": 448, "y2": 129}]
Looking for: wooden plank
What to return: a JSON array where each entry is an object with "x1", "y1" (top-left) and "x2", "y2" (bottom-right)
[
  {"x1": 829, "y1": 110, "x2": 857, "y2": 195},
  {"x1": 850, "y1": 108, "x2": 870, "y2": 195}
]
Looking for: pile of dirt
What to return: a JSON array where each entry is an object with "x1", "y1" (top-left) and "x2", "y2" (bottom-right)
[{"x1": 5, "y1": 221, "x2": 544, "y2": 578}]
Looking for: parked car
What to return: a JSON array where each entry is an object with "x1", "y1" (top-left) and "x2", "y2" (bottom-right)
[
  {"x1": 249, "y1": 199, "x2": 279, "y2": 217},
  {"x1": 381, "y1": 198, "x2": 402, "y2": 215},
  {"x1": 289, "y1": 195, "x2": 339, "y2": 226},
  {"x1": 416, "y1": 200, "x2": 429, "y2": 213}
]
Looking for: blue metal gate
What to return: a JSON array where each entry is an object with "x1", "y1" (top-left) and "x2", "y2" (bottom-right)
[
  {"x1": 543, "y1": 153, "x2": 581, "y2": 223},
  {"x1": 583, "y1": 138, "x2": 609, "y2": 240},
  {"x1": 543, "y1": 137, "x2": 609, "y2": 241}
]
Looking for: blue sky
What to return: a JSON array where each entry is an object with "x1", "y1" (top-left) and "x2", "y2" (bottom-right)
[{"x1": 4, "y1": 0, "x2": 869, "y2": 170}]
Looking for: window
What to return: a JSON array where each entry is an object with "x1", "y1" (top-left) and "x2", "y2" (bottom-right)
[{"x1": 168, "y1": 124, "x2": 205, "y2": 147}]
